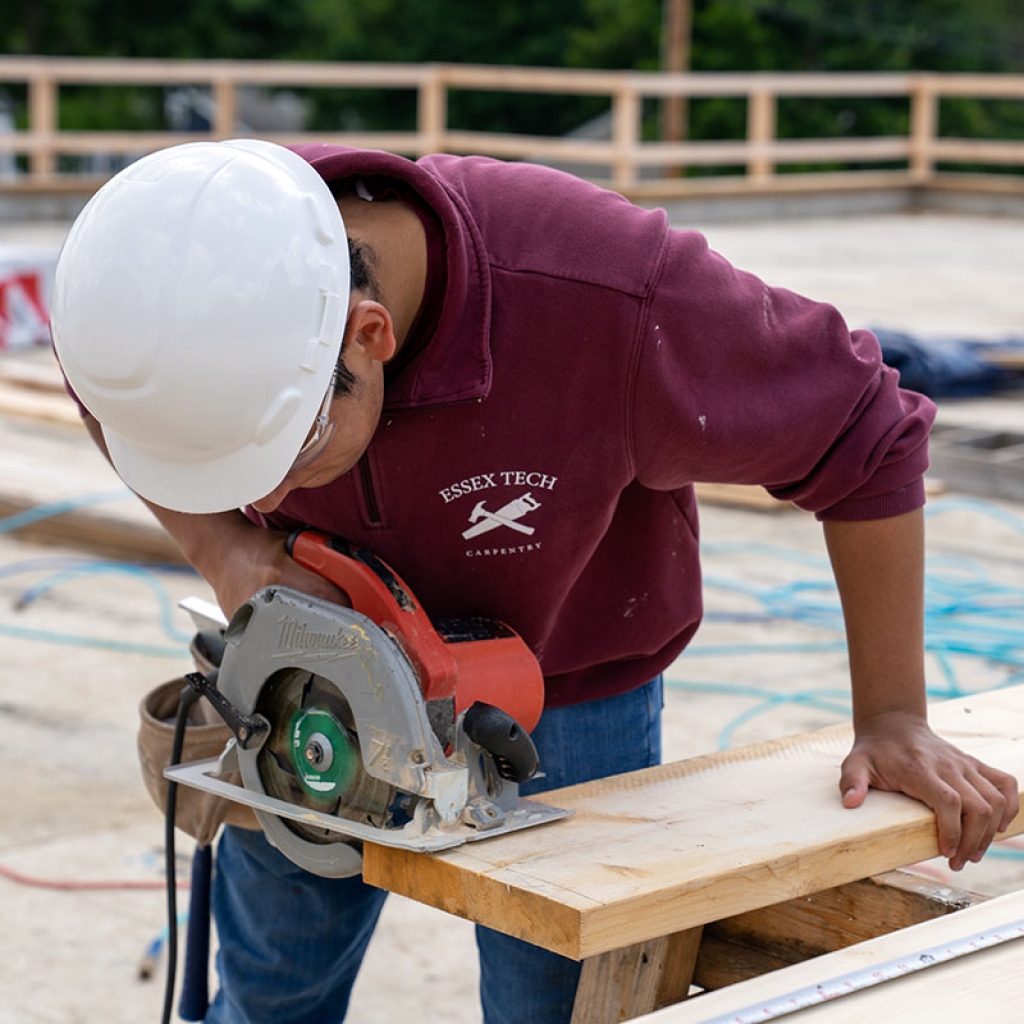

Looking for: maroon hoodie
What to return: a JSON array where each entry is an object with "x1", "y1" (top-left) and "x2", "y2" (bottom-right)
[{"x1": 250, "y1": 147, "x2": 934, "y2": 707}]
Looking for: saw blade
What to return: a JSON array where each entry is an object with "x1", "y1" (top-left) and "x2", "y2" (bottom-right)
[{"x1": 254, "y1": 667, "x2": 397, "y2": 844}]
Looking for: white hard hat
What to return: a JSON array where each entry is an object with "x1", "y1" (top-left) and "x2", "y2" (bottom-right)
[{"x1": 51, "y1": 139, "x2": 349, "y2": 514}]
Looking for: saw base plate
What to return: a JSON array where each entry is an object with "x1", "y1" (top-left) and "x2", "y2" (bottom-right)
[{"x1": 165, "y1": 757, "x2": 573, "y2": 854}]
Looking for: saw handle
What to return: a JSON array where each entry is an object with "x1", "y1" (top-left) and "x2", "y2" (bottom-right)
[{"x1": 463, "y1": 702, "x2": 539, "y2": 783}]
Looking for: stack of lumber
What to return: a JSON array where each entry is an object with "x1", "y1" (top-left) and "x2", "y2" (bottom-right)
[{"x1": 0, "y1": 353, "x2": 183, "y2": 562}]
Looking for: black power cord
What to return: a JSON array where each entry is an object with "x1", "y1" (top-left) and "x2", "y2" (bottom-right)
[{"x1": 162, "y1": 681, "x2": 201, "y2": 1024}]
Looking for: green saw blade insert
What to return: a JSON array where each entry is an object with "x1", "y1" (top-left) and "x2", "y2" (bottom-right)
[{"x1": 290, "y1": 706, "x2": 360, "y2": 799}]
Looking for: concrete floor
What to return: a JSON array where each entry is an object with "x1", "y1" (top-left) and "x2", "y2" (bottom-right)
[{"x1": 1, "y1": 210, "x2": 1023, "y2": 1023}]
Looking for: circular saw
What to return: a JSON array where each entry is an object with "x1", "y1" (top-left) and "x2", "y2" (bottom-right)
[{"x1": 164, "y1": 531, "x2": 571, "y2": 877}]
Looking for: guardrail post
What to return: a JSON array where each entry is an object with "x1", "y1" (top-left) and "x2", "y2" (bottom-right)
[
  {"x1": 418, "y1": 66, "x2": 447, "y2": 156},
  {"x1": 910, "y1": 74, "x2": 938, "y2": 184},
  {"x1": 212, "y1": 76, "x2": 238, "y2": 139},
  {"x1": 611, "y1": 79, "x2": 640, "y2": 190},
  {"x1": 28, "y1": 71, "x2": 57, "y2": 177},
  {"x1": 747, "y1": 86, "x2": 776, "y2": 181}
]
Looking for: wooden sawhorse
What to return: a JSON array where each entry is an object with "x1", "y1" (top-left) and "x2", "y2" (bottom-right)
[{"x1": 363, "y1": 686, "x2": 1024, "y2": 1022}]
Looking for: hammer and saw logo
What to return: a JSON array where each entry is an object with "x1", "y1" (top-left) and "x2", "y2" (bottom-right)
[
  {"x1": 462, "y1": 493, "x2": 541, "y2": 539},
  {"x1": 438, "y1": 471, "x2": 556, "y2": 555}
]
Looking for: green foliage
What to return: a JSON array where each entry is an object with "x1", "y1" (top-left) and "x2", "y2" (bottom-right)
[
  {"x1": 296, "y1": 0, "x2": 601, "y2": 135},
  {"x1": 2, "y1": 0, "x2": 1022, "y2": 150},
  {"x1": 8, "y1": 0, "x2": 308, "y2": 59},
  {"x1": 719, "y1": 0, "x2": 1024, "y2": 73},
  {"x1": 567, "y1": 0, "x2": 664, "y2": 70}
]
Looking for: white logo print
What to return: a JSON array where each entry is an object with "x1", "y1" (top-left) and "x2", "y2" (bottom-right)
[{"x1": 462, "y1": 493, "x2": 541, "y2": 539}]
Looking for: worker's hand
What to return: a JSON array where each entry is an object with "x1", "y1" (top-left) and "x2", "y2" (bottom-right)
[
  {"x1": 840, "y1": 710, "x2": 1019, "y2": 871},
  {"x1": 205, "y1": 525, "x2": 350, "y2": 619}
]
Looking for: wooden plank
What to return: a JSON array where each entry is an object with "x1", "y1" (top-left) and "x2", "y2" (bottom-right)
[
  {"x1": 0, "y1": 367, "x2": 183, "y2": 562},
  {"x1": 0, "y1": 494, "x2": 185, "y2": 563},
  {"x1": 0, "y1": 412, "x2": 186, "y2": 563},
  {"x1": 0, "y1": 359, "x2": 68, "y2": 394},
  {"x1": 0, "y1": 379, "x2": 83, "y2": 427},
  {"x1": 693, "y1": 869, "x2": 988, "y2": 990},
  {"x1": 977, "y1": 348, "x2": 1024, "y2": 371},
  {"x1": 363, "y1": 687, "x2": 1024, "y2": 960},
  {"x1": 632, "y1": 887, "x2": 1024, "y2": 1023},
  {"x1": 694, "y1": 482, "x2": 790, "y2": 511},
  {"x1": 655, "y1": 927, "x2": 704, "y2": 1009},
  {"x1": 572, "y1": 936, "x2": 674, "y2": 1024}
]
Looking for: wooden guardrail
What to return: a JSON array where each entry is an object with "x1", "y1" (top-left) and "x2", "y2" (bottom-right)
[{"x1": 0, "y1": 56, "x2": 1022, "y2": 202}]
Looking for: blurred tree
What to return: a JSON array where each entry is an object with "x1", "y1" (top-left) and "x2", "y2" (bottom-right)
[
  {"x1": 5, "y1": 0, "x2": 312, "y2": 138},
  {"x1": 295, "y1": 0, "x2": 600, "y2": 135},
  {"x1": 707, "y1": 0, "x2": 1024, "y2": 168},
  {"x1": 7, "y1": 0, "x2": 307, "y2": 58}
]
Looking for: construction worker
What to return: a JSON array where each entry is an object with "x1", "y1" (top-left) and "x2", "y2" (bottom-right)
[{"x1": 50, "y1": 139, "x2": 1018, "y2": 1024}]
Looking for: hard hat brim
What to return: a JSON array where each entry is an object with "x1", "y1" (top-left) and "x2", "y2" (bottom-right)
[{"x1": 103, "y1": 420, "x2": 309, "y2": 514}]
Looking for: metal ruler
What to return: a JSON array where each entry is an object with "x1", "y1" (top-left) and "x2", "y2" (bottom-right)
[{"x1": 699, "y1": 917, "x2": 1024, "y2": 1024}]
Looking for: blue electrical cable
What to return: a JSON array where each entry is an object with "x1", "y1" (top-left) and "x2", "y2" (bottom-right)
[
  {"x1": 0, "y1": 490, "x2": 202, "y2": 655},
  {"x1": 0, "y1": 488, "x2": 132, "y2": 535},
  {"x1": 670, "y1": 497, "x2": 1024, "y2": 776},
  {"x1": 15, "y1": 561, "x2": 195, "y2": 644}
]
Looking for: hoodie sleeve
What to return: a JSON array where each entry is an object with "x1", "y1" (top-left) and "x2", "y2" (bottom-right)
[{"x1": 629, "y1": 228, "x2": 935, "y2": 521}]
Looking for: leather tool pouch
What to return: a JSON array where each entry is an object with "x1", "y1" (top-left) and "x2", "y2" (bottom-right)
[{"x1": 137, "y1": 637, "x2": 260, "y2": 847}]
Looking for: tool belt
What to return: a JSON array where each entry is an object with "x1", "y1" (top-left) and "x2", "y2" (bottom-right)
[{"x1": 137, "y1": 639, "x2": 259, "y2": 847}]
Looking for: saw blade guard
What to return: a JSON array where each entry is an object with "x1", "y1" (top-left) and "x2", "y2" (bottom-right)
[{"x1": 288, "y1": 530, "x2": 545, "y2": 733}]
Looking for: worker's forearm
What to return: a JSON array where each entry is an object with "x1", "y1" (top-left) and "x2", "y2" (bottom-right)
[
  {"x1": 823, "y1": 509, "x2": 928, "y2": 726},
  {"x1": 143, "y1": 497, "x2": 261, "y2": 574},
  {"x1": 828, "y1": 507, "x2": 1019, "y2": 869}
]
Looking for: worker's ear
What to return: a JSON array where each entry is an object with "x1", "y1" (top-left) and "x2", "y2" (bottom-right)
[{"x1": 343, "y1": 299, "x2": 397, "y2": 365}]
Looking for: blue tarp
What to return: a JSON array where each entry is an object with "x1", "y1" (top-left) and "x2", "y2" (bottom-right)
[{"x1": 876, "y1": 330, "x2": 1024, "y2": 398}]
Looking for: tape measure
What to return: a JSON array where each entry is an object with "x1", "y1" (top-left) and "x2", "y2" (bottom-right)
[{"x1": 699, "y1": 917, "x2": 1024, "y2": 1024}]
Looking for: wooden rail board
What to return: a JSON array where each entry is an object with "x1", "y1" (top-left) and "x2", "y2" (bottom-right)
[
  {"x1": 363, "y1": 686, "x2": 1024, "y2": 961},
  {"x1": 4, "y1": 58, "x2": 1024, "y2": 199}
]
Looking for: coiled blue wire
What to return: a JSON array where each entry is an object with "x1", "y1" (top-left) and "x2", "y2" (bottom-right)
[{"x1": 671, "y1": 496, "x2": 1024, "y2": 746}]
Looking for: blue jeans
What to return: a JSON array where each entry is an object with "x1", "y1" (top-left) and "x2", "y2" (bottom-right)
[{"x1": 205, "y1": 676, "x2": 663, "y2": 1024}]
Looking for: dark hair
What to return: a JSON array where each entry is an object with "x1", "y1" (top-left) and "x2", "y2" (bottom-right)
[
  {"x1": 349, "y1": 238, "x2": 379, "y2": 299},
  {"x1": 332, "y1": 238, "x2": 380, "y2": 397}
]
